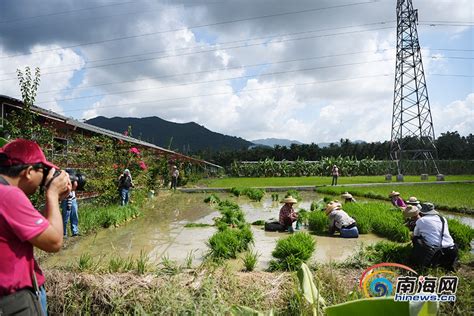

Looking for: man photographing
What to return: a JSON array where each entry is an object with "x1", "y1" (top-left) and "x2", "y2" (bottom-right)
[{"x1": 0, "y1": 139, "x2": 72, "y2": 315}]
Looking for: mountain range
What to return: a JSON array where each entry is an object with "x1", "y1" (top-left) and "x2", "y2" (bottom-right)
[{"x1": 86, "y1": 116, "x2": 252, "y2": 152}]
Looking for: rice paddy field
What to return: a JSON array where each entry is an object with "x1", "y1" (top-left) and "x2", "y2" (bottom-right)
[
  {"x1": 198, "y1": 175, "x2": 474, "y2": 188},
  {"x1": 316, "y1": 183, "x2": 474, "y2": 211}
]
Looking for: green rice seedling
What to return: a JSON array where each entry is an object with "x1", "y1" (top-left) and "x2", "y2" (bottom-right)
[
  {"x1": 371, "y1": 220, "x2": 410, "y2": 242},
  {"x1": 236, "y1": 224, "x2": 254, "y2": 252},
  {"x1": 219, "y1": 207, "x2": 246, "y2": 226},
  {"x1": 271, "y1": 232, "x2": 316, "y2": 271},
  {"x1": 230, "y1": 187, "x2": 242, "y2": 197},
  {"x1": 242, "y1": 250, "x2": 260, "y2": 272},
  {"x1": 447, "y1": 219, "x2": 474, "y2": 251},
  {"x1": 207, "y1": 228, "x2": 241, "y2": 260},
  {"x1": 364, "y1": 241, "x2": 412, "y2": 265},
  {"x1": 184, "y1": 223, "x2": 213, "y2": 228},
  {"x1": 271, "y1": 193, "x2": 280, "y2": 201},
  {"x1": 297, "y1": 209, "x2": 309, "y2": 227},
  {"x1": 285, "y1": 190, "x2": 301, "y2": 201},
  {"x1": 307, "y1": 211, "x2": 328, "y2": 234},
  {"x1": 242, "y1": 188, "x2": 265, "y2": 201},
  {"x1": 251, "y1": 220, "x2": 266, "y2": 225},
  {"x1": 218, "y1": 199, "x2": 241, "y2": 211},
  {"x1": 136, "y1": 250, "x2": 149, "y2": 275},
  {"x1": 204, "y1": 194, "x2": 221, "y2": 204}
]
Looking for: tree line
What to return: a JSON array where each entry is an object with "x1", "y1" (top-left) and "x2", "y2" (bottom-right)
[{"x1": 194, "y1": 131, "x2": 474, "y2": 167}]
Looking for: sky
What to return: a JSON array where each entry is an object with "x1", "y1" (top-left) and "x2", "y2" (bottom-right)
[{"x1": 0, "y1": 0, "x2": 472, "y2": 144}]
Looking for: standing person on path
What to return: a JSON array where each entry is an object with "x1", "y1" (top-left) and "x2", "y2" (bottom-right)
[
  {"x1": 331, "y1": 165, "x2": 339, "y2": 186},
  {"x1": 61, "y1": 170, "x2": 79, "y2": 237},
  {"x1": 0, "y1": 139, "x2": 71, "y2": 315},
  {"x1": 118, "y1": 169, "x2": 134, "y2": 206},
  {"x1": 171, "y1": 165, "x2": 179, "y2": 191}
]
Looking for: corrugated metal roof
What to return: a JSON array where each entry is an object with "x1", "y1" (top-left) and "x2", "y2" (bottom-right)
[{"x1": 0, "y1": 94, "x2": 222, "y2": 169}]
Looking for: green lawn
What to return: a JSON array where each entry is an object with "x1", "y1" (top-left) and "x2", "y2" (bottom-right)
[
  {"x1": 316, "y1": 183, "x2": 474, "y2": 211},
  {"x1": 198, "y1": 175, "x2": 474, "y2": 188}
]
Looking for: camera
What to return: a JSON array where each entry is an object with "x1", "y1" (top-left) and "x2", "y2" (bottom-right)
[{"x1": 42, "y1": 168, "x2": 86, "y2": 191}]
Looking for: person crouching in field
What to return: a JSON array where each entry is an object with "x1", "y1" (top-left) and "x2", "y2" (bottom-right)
[
  {"x1": 411, "y1": 203, "x2": 458, "y2": 271},
  {"x1": 279, "y1": 196, "x2": 298, "y2": 233},
  {"x1": 403, "y1": 205, "x2": 420, "y2": 231},
  {"x1": 341, "y1": 192, "x2": 356, "y2": 203},
  {"x1": 389, "y1": 191, "x2": 406, "y2": 208},
  {"x1": 325, "y1": 201, "x2": 359, "y2": 238}
]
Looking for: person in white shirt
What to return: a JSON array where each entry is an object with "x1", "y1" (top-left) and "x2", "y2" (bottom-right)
[
  {"x1": 171, "y1": 166, "x2": 179, "y2": 191},
  {"x1": 325, "y1": 201, "x2": 358, "y2": 238},
  {"x1": 412, "y1": 202, "x2": 458, "y2": 270}
]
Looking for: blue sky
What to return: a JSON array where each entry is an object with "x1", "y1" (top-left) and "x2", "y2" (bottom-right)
[{"x1": 0, "y1": 0, "x2": 472, "y2": 143}]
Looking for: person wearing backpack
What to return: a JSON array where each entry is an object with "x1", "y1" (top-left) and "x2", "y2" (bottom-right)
[
  {"x1": 118, "y1": 169, "x2": 134, "y2": 206},
  {"x1": 411, "y1": 203, "x2": 458, "y2": 271}
]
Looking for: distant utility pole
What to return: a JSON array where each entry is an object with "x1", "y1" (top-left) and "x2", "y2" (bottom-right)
[{"x1": 390, "y1": 0, "x2": 440, "y2": 179}]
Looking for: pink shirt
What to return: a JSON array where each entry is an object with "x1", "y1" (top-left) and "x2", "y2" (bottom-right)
[{"x1": 0, "y1": 184, "x2": 49, "y2": 296}]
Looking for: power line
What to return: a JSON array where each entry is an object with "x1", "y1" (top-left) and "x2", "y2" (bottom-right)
[
  {"x1": 0, "y1": 21, "x2": 395, "y2": 77},
  {"x1": 35, "y1": 54, "x2": 470, "y2": 101},
  {"x1": 0, "y1": 25, "x2": 395, "y2": 81},
  {"x1": 36, "y1": 58, "x2": 393, "y2": 105},
  {"x1": 56, "y1": 73, "x2": 392, "y2": 115},
  {"x1": 39, "y1": 49, "x2": 389, "y2": 94},
  {"x1": 0, "y1": 1, "x2": 377, "y2": 59},
  {"x1": 0, "y1": 1, "x2": 134, "y2": 24}
]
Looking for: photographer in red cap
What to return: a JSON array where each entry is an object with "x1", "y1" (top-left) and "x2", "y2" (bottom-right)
[{"x1": 0, "y1": 139, "x2": 72, "y2": 315}]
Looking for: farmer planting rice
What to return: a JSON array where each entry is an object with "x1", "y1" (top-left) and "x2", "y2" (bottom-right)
[
  {"x1": 411, "y1": 202, "x2": 458, "y2": 271},
  {"x1": 341, "y1": 192, "x2": 356, "y2": 203},
  {"x1": 279, "y1": 196, "x2": 298, "y2": 233},
  {"x1": 389, "y1": 191, "x2": 406, "y2": 208},
  {"x1": 402, "y1": 205, "x2": 420, "y2": 231},
  {"x1": 325, "y1": 201, "x2": 359, "y2": 238},
  {"x1": 405, "y1": 196, "x2": 422, "y2": 210}
]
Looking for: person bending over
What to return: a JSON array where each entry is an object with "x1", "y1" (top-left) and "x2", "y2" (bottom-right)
[
  {"x1": 279, "y1": 196, "x2": 298, "y2": 232},
  {"x1": 325, "y1": 201, "x2": 359, "y2": 238}
]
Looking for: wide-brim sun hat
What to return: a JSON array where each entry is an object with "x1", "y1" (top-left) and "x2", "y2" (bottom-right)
[
  {"x1": 325, "y1": 201, "x2": 341, "y2": 215},
  {"x1": 406, "y1": 196, "x2": 420, "y2": 204},
  {"x1": 389, "y1": 191, "x2": 400, "y2": 197},
  {"x1": 403, "y1": 205, "x2": 420, "y2": 218},
  {"x1": 281, "y1": 196, "x2": 297, "y2": 204},
  {"x1": 420, "y1": 202, "x2": 438, "y2": 215},
  {"x1": 341, "y1": 192, "x2": 353, "y2": 199}
]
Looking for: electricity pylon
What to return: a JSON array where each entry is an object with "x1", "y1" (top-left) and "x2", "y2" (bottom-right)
[{"x1": 390, "y1": 0, "x2": 440, "y2": 177}]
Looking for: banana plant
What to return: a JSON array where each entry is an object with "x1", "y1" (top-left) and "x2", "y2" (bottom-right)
[{"x1": 297, "y1": 263, "x2": 326, "y2": 316}]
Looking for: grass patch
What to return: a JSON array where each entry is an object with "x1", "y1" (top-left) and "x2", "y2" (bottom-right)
[
  {"x1": 316, "y1": 183, "x2": 474, "y2": 212},
  {"x1": 269, "y1": 232, "x2": 315, "y2": 271},
  {"x1": 242, "y1": 250, "x2": 260, "y2": 272},
  {"x1": 447, "y1": 218, "x2": 474, "y2": 251}
]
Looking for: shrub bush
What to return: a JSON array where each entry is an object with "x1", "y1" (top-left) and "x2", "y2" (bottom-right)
[{"x1": 270, "y1": 232, "x2": 315, "y2": 271}]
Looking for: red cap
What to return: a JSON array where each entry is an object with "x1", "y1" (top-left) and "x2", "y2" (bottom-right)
[{"x1": 0, "y1": 139, "x2": 58, "y2": 169}]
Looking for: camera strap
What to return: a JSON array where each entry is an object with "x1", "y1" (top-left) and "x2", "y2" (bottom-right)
[{"x1": 0, "y1": 175, "x2": 9, "y2": 186}]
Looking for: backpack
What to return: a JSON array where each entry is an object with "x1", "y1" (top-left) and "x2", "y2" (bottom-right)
[{"x1": 119, "y1": 175, "x2": 132, "y2": 189}]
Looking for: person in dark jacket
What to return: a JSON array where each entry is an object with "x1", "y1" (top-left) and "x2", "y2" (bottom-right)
[{"x1": 118, "y1": 169, "x2": 134, "y2": 206}]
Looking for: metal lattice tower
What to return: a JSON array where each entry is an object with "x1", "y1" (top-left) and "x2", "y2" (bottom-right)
[{"x1": 390, "y1": 0, "x2": 439, "y2": 175}]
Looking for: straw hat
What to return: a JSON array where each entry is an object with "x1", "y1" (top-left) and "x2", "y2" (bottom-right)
[
  {"x1": 388, "y1": 191, "x2": 400, "y2": 197},
  {"x1": 173, "y1": 165, "x2": 177, "y2": 169},
  {"x1": 420, "y1": 202, "x2": 438, "y2": 215},
  {"x1": 325, "y1": 201, "x2": 342, "y2": 215},
  {"x1": 281, "y1": 196, "x2": 297, "y2": 204},
  {"x1": 406, "y1": 196, "x2": 420, "y2": 204},
  {"x1": 341, "y1": 192, "x2": 353, "y2": 199},
  {"x1": 403, "y1": 205, "x2": 420, "y2": 218}
]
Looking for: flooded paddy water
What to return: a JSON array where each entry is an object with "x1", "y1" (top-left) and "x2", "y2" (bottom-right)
[{"x1": 43, "y1": 191, "x2": 474, "y2": 270}]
